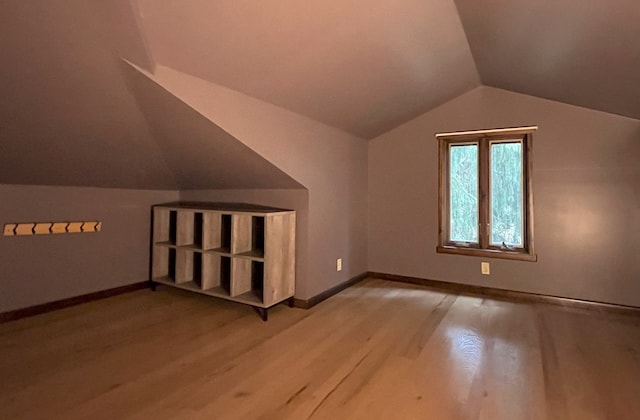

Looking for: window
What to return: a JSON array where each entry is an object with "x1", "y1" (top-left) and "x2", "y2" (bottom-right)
[{"x1": 436, "y1": 126, "x2": 536, "y2": 261}]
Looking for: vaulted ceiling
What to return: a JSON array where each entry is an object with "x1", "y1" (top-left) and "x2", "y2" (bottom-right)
[
  {"x1": 0, "y1": 0, "x2": 300, "y2": 190},
  {"x1": 136, "y1": 0, "x2": 640, "y2": 138},
  {"x1": 455, "y1": 0, "x2": 640, "y2": 124},
  {"x1": 136, "y1": 0, "x2": 480, "y2": 139},
  {"x1": 1, "y1": 0, "x2": 638, "y2": 189}
]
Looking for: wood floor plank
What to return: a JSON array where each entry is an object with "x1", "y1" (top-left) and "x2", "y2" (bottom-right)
[
  {"x1": 229, "y1": 285, "x2": 439, "y2": 420},
  {"x1": 467, "y1": 300, "x2": 547, "y2": 420},
  {"x1": 0, "y1": 291, "x2": 255, "y2": 418},
  {"x1": 64, "y1": 279, "x2": 392, "y2": 420},
  {"x1": 543, "y1": 307, "x2": 640, "y2": 420},
  {"x1": 299, "y1": 287, "x2": 452, "y2": 420},
  {"x1": 1, "y1": 278, "x2": 639, "y2": 420}
]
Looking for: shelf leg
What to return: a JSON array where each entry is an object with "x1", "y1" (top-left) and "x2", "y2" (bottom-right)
[
  {"x1": 288, "y1": 297, "x2": 295, "y2": 308},
  {"x1": 149, "y1": 280, "x2": 157, "y2": 292},
  {"x1": 253, "y1": 307, "x2": 268, "y2": 322}
]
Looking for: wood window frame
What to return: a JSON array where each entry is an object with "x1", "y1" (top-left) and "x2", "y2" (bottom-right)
[{"x1": 436, "y1": 126, "x2": 537, "y2": 262}]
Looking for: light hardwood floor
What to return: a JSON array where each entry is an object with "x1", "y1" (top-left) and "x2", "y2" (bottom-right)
[{"x1": 1, "y1": 278, "x2": 639, "y2": 419}]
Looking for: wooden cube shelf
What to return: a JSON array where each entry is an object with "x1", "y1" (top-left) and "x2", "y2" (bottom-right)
[{"x1": 150, "y1": 202, "x2": 296, "y2": 320}]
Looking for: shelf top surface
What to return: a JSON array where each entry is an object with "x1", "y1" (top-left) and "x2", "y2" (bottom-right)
[{"x1": 154, "y1": 201, "x2": 293, "y2": 214}]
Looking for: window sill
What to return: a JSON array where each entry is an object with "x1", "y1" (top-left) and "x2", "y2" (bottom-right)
[{"x1": 436, "y1": 246, "x2": 537, "y2": 262}]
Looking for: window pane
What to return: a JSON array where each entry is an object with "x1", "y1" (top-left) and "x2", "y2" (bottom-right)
[
  {"x1": 490, "y1": 142, "x2": 523, "y2": 246},
  {"x1": 449, "y1": 144, "x2": 478, "y2": 243}
]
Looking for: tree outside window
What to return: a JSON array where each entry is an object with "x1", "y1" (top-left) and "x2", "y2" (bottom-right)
[{"x1": 437, "y1": 127, "x2": 536, "y2": 262}]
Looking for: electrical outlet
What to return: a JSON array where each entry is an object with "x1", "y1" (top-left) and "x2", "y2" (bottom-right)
[
  {"x1": 481, "y1": 262, "x2": 490, "y2": 275},
  {"x1": 336, "y1": 258, "x2": 342, "y2": 272}
]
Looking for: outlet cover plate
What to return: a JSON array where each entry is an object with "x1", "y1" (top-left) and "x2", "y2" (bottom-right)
[{"x1": 481, "y1": 262, "x2": 490, "y2": 275}]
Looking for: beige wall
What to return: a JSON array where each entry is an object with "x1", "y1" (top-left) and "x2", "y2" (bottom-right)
[
  {"x1": 142, "y1": 66, "x2": 370, "y2": 300},
  {"x1": 0, "y1": 184, "x2": 178, "y2": 312},
  {"x1": 369, "y1": 86, "x2": 640, "y2": 307}
]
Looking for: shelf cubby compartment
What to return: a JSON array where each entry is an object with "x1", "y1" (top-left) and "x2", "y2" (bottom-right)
[
  {"x1": 251, "y1": 260, "x2": 264, "y2": 301},
  {"x1": 152, "y1": 246, "x2": 176, "y2": 282},
  {"x1": 192, "y1": 252, "x2": 203, "y2": 288},
  {"x1": 153, "y1": 207, "x2": 177, "y2": 245},
  {"x1": 219, "y1": 256, "x2": 231, "y2": 295},
  {"x1": 175, "y1": 249, "x2": 202, "y2": 285},
  {"x1": 202, "y1": 213, "x2": 219, "y2": 251},
  {"x1": 176, "y1": 211, "x2": 192, "y2": 247},
  {"x1": 220, "y1": 215, "x2": 232, "y2": 253},
  {"x1": 176, "y1": 211, "x2": 204, "y2": 248},
  {"x1": 231, "y1": 215, "x2": 265, "y2": 259},
  {"x1": 193, "y1": 212, "x2": 204, "y2": 248},
  {"x1": 198, "y1": 253, "x2": 229, "y2": 296},
  {"x1": 201, "y1": 213, "x2": 232, "y2": 253},
  {"x1": 230, "y1": 258, "x2": 251, "y2": 297},
  {"x1": 231, "y1": 259, "x2": 264, "y2": 302}
]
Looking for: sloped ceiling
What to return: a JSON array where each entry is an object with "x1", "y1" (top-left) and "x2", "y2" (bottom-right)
[
  {"x1": 454, "y1": 0, "x2": 640, "y2": 122},
  {"x1": 136, "y1": 0, "x2": 481, "y2": 139},
  {"x1": 123, "y1": 63, "x2": 302, "y2": 189},
  {"x1": 0, "y1": 1, "x2": 301, "y2": 190},
  {"x1": 136, "y1": 0, "x2": 640, "y2": 138},
  {"x1": 0, "y1": 0, "x2": 176, "y2": 189},
  {"x1": 1, "y1": 1, "x2": 638, "y2": 189}
]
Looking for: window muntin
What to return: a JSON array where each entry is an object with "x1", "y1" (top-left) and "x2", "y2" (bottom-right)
[{"x1": 437, "y1": 127, "x2": 536, "y2": 262}]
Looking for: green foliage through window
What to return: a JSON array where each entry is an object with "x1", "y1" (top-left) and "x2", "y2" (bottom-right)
[
  {"x1": 490, "y1": 142, "x2": 523, "y2": 246},
  {"x1": 449, "y1": 144, "x2": 478, "y2": 243},
  {"x1": 437, "y1": 126, "x2": 536, "y2": 261}
]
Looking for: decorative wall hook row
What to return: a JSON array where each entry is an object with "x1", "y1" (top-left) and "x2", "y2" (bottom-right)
[{"x1": 3, "y1": 221, "x2": 102, "y2": 236}]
